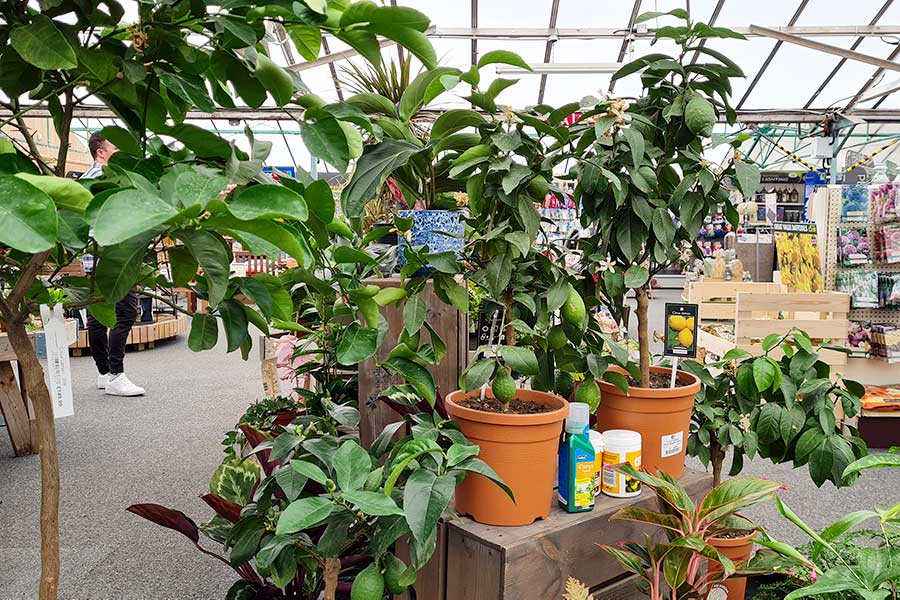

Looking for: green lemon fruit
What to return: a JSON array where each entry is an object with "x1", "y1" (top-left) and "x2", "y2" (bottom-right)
[
  {"x1": 492, "y1": 367, "x2": 517, "y2": 404},
  {"x1": 351, "y1": 563, "x2": 385, "y2": 600},
  {"x1": 548, "y1": 325, "x2": 568, "y2": 350},
  {"x1": 384, "y1": 554, "x2": 414, "y2": 594},
  {"x1": 554, "y1": 371, "x2": 575, "y2": 399},
  {"x1": 560, "y1": 285, "x2": 586, "y2": 329},
  {"x1": 574, "y1": 378, "x2": 601, "y2": 412},
  {"x1": 526, "y1": 174, "x2": 550, "y2": 200},
  {"x1": 685, "y1": 94, "x2": 716, "y2": 137}
]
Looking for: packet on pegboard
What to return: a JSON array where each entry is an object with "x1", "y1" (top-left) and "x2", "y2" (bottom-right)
[
  {"x1": 847, "y1": 321, "x2": 872, "y2": 358},
  {"x1": 870, "y1": 325, "x2": 900, "y2": 364},
  {"x1": 837, "y1": 227, "x2": 871, "y2": 266},
  {"x1": 879, "y1": 273, "x2": 900, "y2": 308},
  {"x1": 841, "y1": 184, "x2": 870, "y2": 223},
  {"x1": 874, "y1": 223, "x2": 900, "y2": 264},
  {"x1": 872, "y1": 181, "x2": 900, "y2": 224},
  {"x1": 836, "y1": 270, "x2": 879, "y2": 308}
]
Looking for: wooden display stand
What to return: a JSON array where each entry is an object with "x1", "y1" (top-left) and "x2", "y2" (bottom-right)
[
  {"x1": 412, "y1": 470, "x2": 711, "y2": 600},
  {"x1": 0, "y1": 320, "x2": 78, "y2": 456},
  {"x1": 357, "y1": 277, "x2": 467, "y2": 447},
  {"x1": 735, "y1": 291, "x2": 850, "y2": 365},
  {"x1": 70, "y1": 313, "x2": 188, "y2": 355},
  {"x1": 684, "y1": 279, "x2": 785, "y2": 322}
]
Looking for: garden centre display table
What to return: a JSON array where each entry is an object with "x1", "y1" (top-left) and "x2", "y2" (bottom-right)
[{"x1": 411, "y1": 469, "x2": 712, "y2": 600}]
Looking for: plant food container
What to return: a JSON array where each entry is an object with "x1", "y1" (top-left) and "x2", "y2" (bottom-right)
[
  {"x1": 601, "y1": 429, "x2": 642, "y2": 498},
  {"x1": 588, "y1": 430, "x2": 604, "y2": 497}
]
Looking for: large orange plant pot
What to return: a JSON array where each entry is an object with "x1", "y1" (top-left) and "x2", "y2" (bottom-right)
[
  {"x1": 596, "y1": 366, "x2": 700, "y2": 478},
  {"x1": 445, "y1": 388, "x2": 568, "y2": 526},
  {"x1": 708, "y1": 531, "x2": 758, "y2": 600}
]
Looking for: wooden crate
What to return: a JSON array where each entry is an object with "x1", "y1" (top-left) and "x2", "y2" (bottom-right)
[
  {"x1": 735, "y1": 291, "x2": 851, "y2": 365},
  {"x1": 357, "y1": 277, "x2": 467, "y2": 447},
  {"x1": 416, "y1": 470, "x2": 711, "y2": 600},
  {"x1": 685, "y1": 280, "x2": 785, "y2": 322}
]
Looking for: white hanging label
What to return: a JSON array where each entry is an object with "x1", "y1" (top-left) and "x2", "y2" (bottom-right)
[
  {"x1": 39, "y1": 304, "x2": 74, "y2": 419},
  {"x1": 660, "y1": 431, "x2": 684, "y2": 458}
]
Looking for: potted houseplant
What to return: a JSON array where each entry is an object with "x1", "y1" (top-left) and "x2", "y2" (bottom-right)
[
  {"x1": 0, "y1": 2, "x2": 441, "y2": 598},
  {"x1": 681, "y1": 330, "x2": 867, "y2": 487},
  {"x1": 437, "y1": 77, "x2": 616, "y2": 526},
  {"x1": 567, "y1": 10, "x2": 762, "y2": 477},
  {"x1": 601, "y1": 465, "x2": 784, "y2": 600},
  {"x1": 131, "y1": 409, "x2": 509, "y2": 599}
]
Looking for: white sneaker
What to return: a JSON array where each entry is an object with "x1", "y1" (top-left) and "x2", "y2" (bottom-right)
[
  {"x1": 105, "y1": 373, "x2": 145, "y2": 396},
  {"x1": 97, "y1": 374, "x2": 109, "y2": 389}
]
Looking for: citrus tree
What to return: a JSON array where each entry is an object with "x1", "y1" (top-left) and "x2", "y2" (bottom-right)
[
  {"x1": 0, "y1": 1, "x2": 440, "y2": 598},
  {"x1": 567, "y1": 10, "x2": 761, "y2": 386}
]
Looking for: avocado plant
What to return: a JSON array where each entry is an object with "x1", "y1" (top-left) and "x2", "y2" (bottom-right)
[
  {"x1": 0, "y1": 1, "x2": 441, "y2": 598},
  {"x1": 567, "y1": 10, "x2": 762, "y2": 387}
]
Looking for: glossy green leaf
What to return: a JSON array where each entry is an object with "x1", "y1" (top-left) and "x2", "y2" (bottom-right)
[
  {"x1": 276, "y1": 497, "x2": 334, "y2": 535},
  {"x1": 229, "y1": 184, "x2": 308, "y2": 221},
  {"x1": 11, "y1": 15, "x2": 76, "y2": 69},
  {"x1": 333, "y1": 441, "x2": 372, "y2": 492},
  {"x1": 477, "y1": 50, "x2": 531, "y2": 71},
  {"x1": 403, "y1": 470, "x2": 455, "y2": 543},
  {"x1": 341, "y1": 139, "x2": 420, "y2": 218},
  {"x1": 336, "y1": 323, "x2": 378, "y2": 365},
  {"x1": 342, "y1": 490, "x2": 404, "y2": 516},
  {"x1": 188, "y1": 313, "x2": 219, "y2": 351},
  {"x1": 178, "y1": 229, "x2": 231, "y2": 307},
  {"x1": 0, "y1": 176, "x2": 58, "y2": 252},
  {"x1": 499, "y1": 346, "x2": 539, "y2": 376}
]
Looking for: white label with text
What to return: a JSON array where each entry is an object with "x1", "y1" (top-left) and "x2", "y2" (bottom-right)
[{"x1": 660, "y1": 432, "x2": 684, "y2": 458}]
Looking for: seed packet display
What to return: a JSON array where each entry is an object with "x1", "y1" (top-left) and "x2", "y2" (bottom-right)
[
  {"x1": 837, "y1": 227, "x2": 872, "y2": 266},
  {"x1": 870, "y1": 325, "x2": 900, "y2": 363},
  {"x1": 878, "y1": 274, "x2": 900, "y2": 308},
  {"x1": 872, "y1": 181, "x2": 900, "y2": 224},
  {"x1": 874, "y1": 223, "x2": 900, "y2": 264},
  {"x1": 836, "y1": 270, "x2": 880, "y2": 308},
  {"x1": 841, "y1": 184, "x2": 870, "y2": 223},
  {"x1": 847, "y1": 321, "x2": 872, "y2": 358}
]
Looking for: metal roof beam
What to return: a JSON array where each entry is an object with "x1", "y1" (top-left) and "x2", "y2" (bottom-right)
[
  {"x1": 14, "y1": 106, "x2": 900, "y2": 124},
  {"x1": 690, "y1": 0, "x2": 726, "y2": 65},
  {"x1": 537, "y1": 0, "x2": 562, "y2": 105},
  {"x1": 609, "y1": 0, "x2": 642, "y2": 93},
  {"x1": 737, "y1": 0, "x2": 811, "y2": 109},
  {"x1": 423, "y1": 25, "x2": 900, "y2": 40},
  {"x1": 844, "y1": 44, "x2": 900, "y2": 111},
  {"x1": 803, "y1": 0, "x2": 893, "y2": 109}
]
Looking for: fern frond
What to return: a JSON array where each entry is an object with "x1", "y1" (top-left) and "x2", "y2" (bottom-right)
[{"x1": 562, "y1": 577, "x2": 594, "y2": 600}]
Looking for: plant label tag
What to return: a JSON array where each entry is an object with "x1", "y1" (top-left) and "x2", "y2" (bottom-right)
[
  {"x1": 660, "y1": 432, "x2": 683, "y2": 458},
  {"x1": 707, "y1": 584, "x2": 728, "y2": 600},
  {"x1": 663, "y1": 303, "x2": 698, "y2": 359},
  {"x1": 39, "y1": 304, "x2": 74, "y2": 419}
]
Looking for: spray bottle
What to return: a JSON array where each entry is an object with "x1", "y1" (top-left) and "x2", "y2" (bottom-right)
[{"x1": 558, "y1": 402, "x2": 596, "y2": 513}]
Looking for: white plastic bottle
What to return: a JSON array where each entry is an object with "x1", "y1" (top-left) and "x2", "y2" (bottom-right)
[{"x1": 601, "y1": 429, "x2": 642, "y2": 498}]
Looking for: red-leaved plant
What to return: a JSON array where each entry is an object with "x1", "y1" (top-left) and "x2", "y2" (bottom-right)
[{"x1": 600, "y1": 465, "x2": 785, "y2": 599}]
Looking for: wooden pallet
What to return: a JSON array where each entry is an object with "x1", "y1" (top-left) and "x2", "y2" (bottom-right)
[
  {"x1": 735, "y1": 291, "x2": 851, "y2": 365},
  {"x1": 684, "y1": 280, "x2": 786, "y2": 322},
  {"x1": 71, "y1": 313, "x2": 188, "y2": 355},
  {"x1": 412, "y1": 470, "x2": 711, "y2": 600}
]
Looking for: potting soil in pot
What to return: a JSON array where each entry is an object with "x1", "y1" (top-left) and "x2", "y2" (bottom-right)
[
  {"x1": 457, "y1": 397, "x2": 553, "y2": 414},
  {"x1": 627, "y1": 371, "x2": 688, "y2": 388}
]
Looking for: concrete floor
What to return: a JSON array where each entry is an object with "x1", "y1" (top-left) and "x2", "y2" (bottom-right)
[{"x1": 1, "y1": 292, "x2": 898, "y2": 598}]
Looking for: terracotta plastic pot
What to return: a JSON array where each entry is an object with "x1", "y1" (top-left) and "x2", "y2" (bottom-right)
[
  {"x1": 445, "y1": 388, "x2": 569, "y2": 526},
  {"x1": 596, "y1": 366, "x2": 700, "y2": 478},
  {"x1": 708, "y1": 530, "x2": 758, "y2": 600}
]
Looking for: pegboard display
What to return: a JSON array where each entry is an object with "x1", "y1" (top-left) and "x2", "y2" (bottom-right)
[{"x1": 820, "y1": 184, "x2": 900, "y2": 337}]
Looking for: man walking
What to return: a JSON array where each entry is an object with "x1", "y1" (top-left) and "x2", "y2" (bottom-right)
[{"x1": 81, "y1": 132, "x2": 145, "y2": 396}]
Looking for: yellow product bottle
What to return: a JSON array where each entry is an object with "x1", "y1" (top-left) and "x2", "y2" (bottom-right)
[{"x1": 601, "y1": 429, "x2": 642, "y2": 498}]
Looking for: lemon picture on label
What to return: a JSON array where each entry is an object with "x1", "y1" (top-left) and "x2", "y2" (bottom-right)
[
  {"x1": 677, "y1": 328, "x2": 693, "y2": 348},
  {"x1": 668, "y1": 315, "x2": 686, "y2": 331}
]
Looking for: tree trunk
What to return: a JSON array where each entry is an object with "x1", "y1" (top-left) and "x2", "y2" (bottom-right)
[
  {"x1": 6, "y1": 323, "x2": 60, "y2": 600},
  {"x1": 635, "y1": 285, "x2": 651, "y2": 388},
  {"x1": 711, "y1": 439, "x2": 725, "y2": 488}
]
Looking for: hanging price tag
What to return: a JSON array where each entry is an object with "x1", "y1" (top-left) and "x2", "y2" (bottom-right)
[{"x1": 39, "y1": 304, "x2": 74, "y2": 419}]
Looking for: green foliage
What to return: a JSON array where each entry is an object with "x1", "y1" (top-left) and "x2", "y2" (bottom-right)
[
  {"x1": 568, "y1": 11, "x2": 760, "y2": 373},
  {"x1": 131, "y1": 411, "x2": 506, "y2": 599},
  {"x1": 601, "y1": 465, "x2": 785, "y2": 599},
  {"x1": 682, "y1": 331, "x2": 867, "y2": 488}
]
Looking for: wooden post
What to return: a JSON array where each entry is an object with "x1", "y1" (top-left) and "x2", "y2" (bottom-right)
[{"x1": 357, "y1": 277, "x2": 467, "y2": 447}]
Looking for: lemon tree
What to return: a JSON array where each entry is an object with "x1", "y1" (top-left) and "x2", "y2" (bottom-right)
[{"x1": 565, "y1": 10, "x2": 761, "y2": 387}]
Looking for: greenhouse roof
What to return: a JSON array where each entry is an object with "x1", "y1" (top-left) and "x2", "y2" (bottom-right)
[{"x1": 11, "y1": 0, "x2": 900, "y2": 172}]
